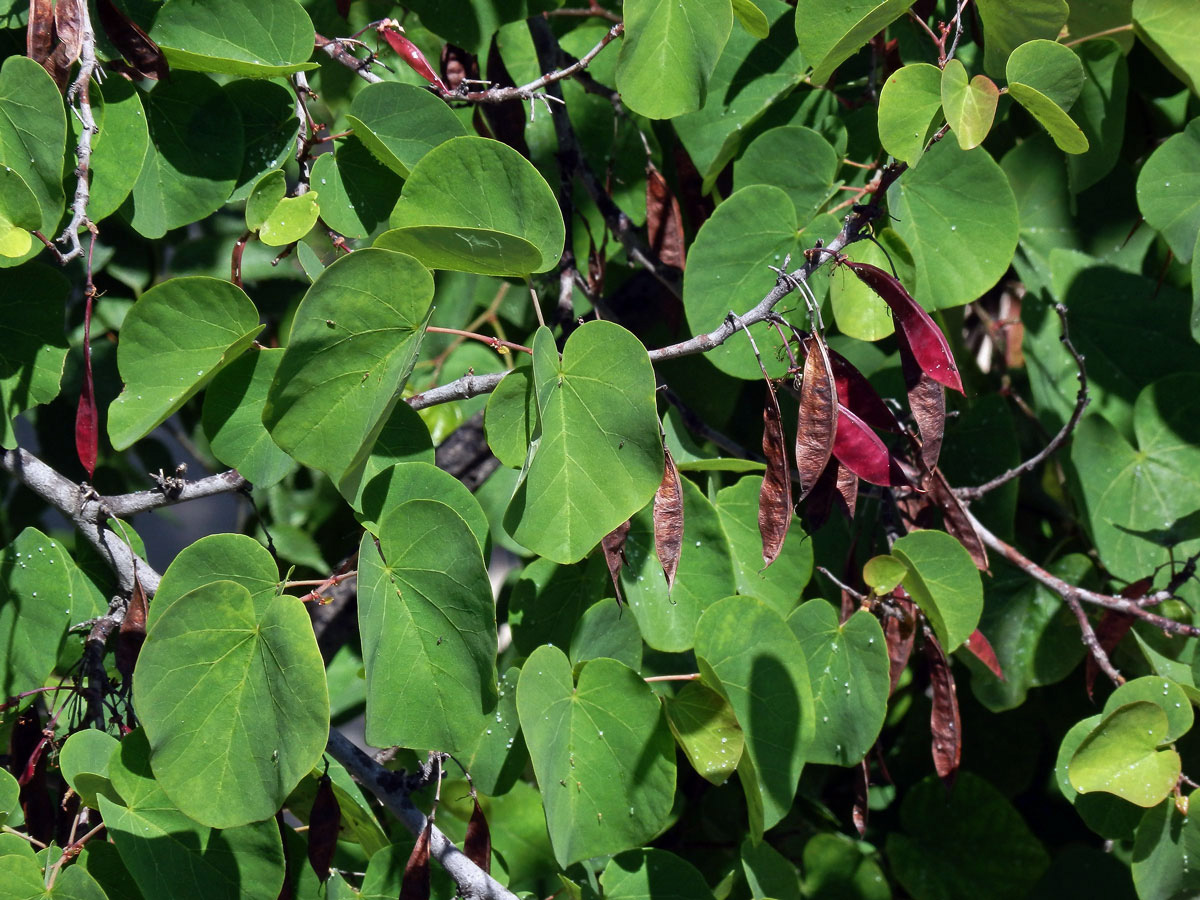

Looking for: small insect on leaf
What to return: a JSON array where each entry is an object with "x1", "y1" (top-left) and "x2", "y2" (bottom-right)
[
  {"x1": 759, "y1": 376, "x2": 792, "y2": 567},
  {"x1": 464, "y1": 796, "x2": 492, "y2": 875},
  {"x1": 399, "y1": 820, "x2": 432, "y2": 900},
  {"x1": 846, "y1": 261, "x2": 963, "y2": 393},
  {"x1": 896, "y1": 326, "x2": 946, "y2": 472},
  {"x1": 924, "y1": 629, "x2": 962, "y2": 786},
  {"x1": 306, "y1": 772, "x2": 341, "y2": 883},
  {"x1": 96, "y1": 0, "x2": 169, "y2": 80},
  {"x1": 795, "y1": 332, "x2": 837, "y2": 500},
  {"x1": 653, "y1": 446, "x2": 684, "y2": 591},
  {"x1": 646, "y1": 165, "x2": 686, "y2": 270},
  {"x1": 378, "y1": 20, "x2": 449, "y2": 92},
  {"x1": 963, "y1": 628, "x2": 1004, "y2": 681},
  {"x1": 601, "y1": 519, "x2": 632, "y2": 607}
]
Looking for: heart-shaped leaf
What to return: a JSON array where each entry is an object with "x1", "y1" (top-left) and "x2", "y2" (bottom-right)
[
  {"x1": 615, "y1": 0, "x2": 733, "y2": 119},
  {"x1": 382, "y1": 136, "x2": 564, "y2": 275},
  {"x1": 108, "y1": 276, "x2": 262, "y2": 451},
  {"x1": 1133, "y1": 0, "x2": 1200, "y2": 95},
  {"x1": 1104, "y1": 676, "x2": 1194, "y2": 742},
  {"x1": 311, "y1": 135, "x2": 402, "y2": 239},
  {"x1": 516, "y1": 646, "x2": 676, "y2": 867},
  {"x1": 1137, "y1": 117, "x2": 1200, "y2": 263},
  {"x1": 733, "y1": 126, "x2": 839, "y2": 226},
  {"x1": 602, "y1": 849, "x2": 716, "y2": 900},
  {"x1": 59, "y1": 729, "x2": 120, "y2": 810},
  {"x1": 941, "y1": 59, "x2": 999, "y2": 150},
  {"x1": 1131, "y1": 793, "x2": 1200, "y2": 900},
  {"x1": 664, "y1": 680, "x2": 744, "y2": 786},
  {"x1": 505, "y1": 323, "x2": 662, "y2": 564},
  {"x1": 133, "y1": 580, "x2": 329, "y2": 828},
  {"x1": 245, "y1": 169, "x2": 319, "y2": 246},
  {"x1": 1068, "y1": 701, "x2": 1181, "y2": 807},
  {"x1": 0, "y1": 167, "x2": 39, "y2": 259},
  {"x1": 149, "y1": 533, "x2": 279, "y2": 630},
  {"x1": 795, "y1": 0, "x2": 912, "y2": 84},
  {"x1": 151, "y1": 0, "x2": 318, "y2": 77},
  {"x1": 890, "y1": 529, "x2": 983, "y2": 652},
  {"x1": 877, "y1": 63, "x2": 943, "y2": 166},
  {"x1": 264, "y1": 249, "x2": 433, "y2": 480},
  {"x1": 358, "y1": 499, "x2": 498, "y2": 752},
  {"x1": 0, "y1": 264, "x2": 69, "y2": 447},
  {"x1": 355, "y1": 461, "x2": 489, "y2": 551},
  {"x1": 975, "y1": 0, "x2": 1069, "y2": 77},
  {"x1": 346, "y1": 81, "x2": 466, "y2": 177},
  {"x1": 0, "y1": 56, "x2": 66, "y2": 235}
]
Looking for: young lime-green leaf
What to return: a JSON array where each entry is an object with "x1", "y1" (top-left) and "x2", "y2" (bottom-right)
[
  {"x1": 201, "y1": 347, "x2": 295, "y2": 490},
  {"x1": 1068, "y1": 40, "x2": 1129, "y2": 195},
  {"x1": 86, "y1": 77, "x2": 150, "y2": 221},
  {"x1": 133, "y1": 581, "x2": 329, "y2": 828},
  {"x1": 673, "y1": 1, "x2": 804, "y2": 187},
  {"x1": 1134, "y1": 0, "x2": 1200, "y2": 94},
  {"x1": 732, "y1": 0, "x2": 770, "y2": 37},
  {"x1": 1137, "y1": 117, "x2": 1200, "y2": 263},
  {"x1": 0, "y1": 264, "x2": 69, "y2": 447},
  {"x1": 664, "y1": 680, "x2": 744, "y2": 785},
  {"x1": 975, "y1": 0, "x2": 1069, "y2": 77},
  {"x1": 615, "y1": 0, "x2": 733, "y2": 119},
  {"x1": 102, "y1": 730, "x2": 286, "y2": 900},
  {"x1": 358, "y1": 501, "x2": 497, "y2": 752},
  {"x1": 263, "y1": 249, "x2": 433, "y2": 480},
  {"x1": 517, "y1": 646, "x2": 676, "y2": 867},
  {"x1": 602, "y1": 849, "x2": 716, "y2": 900},
  {"x1": 864, "y1": 555, "x2": 906, "y2": 595},
  {"x1": 1007, "y1": 39, "x2": 1086, "y2": 110},
  {"x1": 1068, "y1": 702, "x2": 1181, "y2": 807},
  {"x1": 311, "y1": 136, "x2": 402, "y2": 239},
  {"x1": 0, "y1": 168, "x2": 39, "y2": 259},
  {"x1": 149, "y1": 533, "x2": 279, "y2": 630},
  {"x1": 887, "y1": 139, "x2": 1019, "y2": 310},
  {"x1": 733, "y1": 126, "x2": 839, "y2": 226},
  {"x1": 129, "y1": 73, "x2": 245, "y2": 239},
  {"x1": 683, "y1": 185, "x2": 797, "y2": 380},
  {"x1": 1054, "y1": 714, "x2": 1144, "y2": 839},
  {"x1": 714, "y1": 475, "x2": 813, "y2": 616},
  {"x1": 0, "y1": 56, "x2": 66, "y2": 235},
  {"x1": 384, "y1": 136, "x2": 564, "y2": 274},
  {"x1": 151, "y1": 0, "x2": 318, "y2": 77},
  {"x1": 245, "y1": 170, "x2": 285, "y2": 232},
  {"x1": 0, "y1": 529, "x2": 77, "y2": 695},
  {"x1": 355, "y1": 461, "x2": 489, "y2": 551},
  {"x1": 941, "y1": 59, "x2": 999, "y2": 150},
  {"x1": 1132, "y1": 795, "x2": 1200, "y2": 900},
  {"x1": 695, "y1": 595, "x2": 814, "y2": 837},
  {"x1": 1071, "y1": 375, "x2": 1200, "y2": 581},
  {"x1": 1105, "y1": 676, "x2": 1194, "y2": 742},
  {"x1": 484, "y1": 361, "x2": 535, "y2": 468},
  {"x1": 1008, "y1": 83, "x2": 1090, "y2": 154},
  {"x1": 336, "y1": 401, "x2": 435, "y2": 508},
  {"x1": 59, "y1": 730, "x2": 120, "y2": 810},
  {"x1": 108, "y1": 277, "x2": 262, "y2": 450},
  {"x1": 830, "y1": 231, "x2": 916, "y2": 341},
  {"x1": 888, "y1": 773, "x2": 1049, "y2": 898},
  {"x1": 346, "y1": 82, "x2": 466, "y2": 177},
  {"x1": 890, "y1": 529, "x2": 983, "y2": 652},
  {"x1": 0, "y1": 768, "x2": 17, "y2": 828},
  {"x1": 620, "y1": 476, "x2": 736, "y2": 652},
  {"x1": 227, "y1": 80, "x2": 298, "y2": 203},
  {"x1": 877, "y1": 63, "x2": 943, "y2": 166},
  {"x1": 505, "y1": 322, "x2": 662, "y2": 564},
  {"x1": 258, "y1": 193, "x2": 320, "y2": 246},
  {"x1": 795, "y1": 0, "x2": 912, "y2": 84},
  {"x1": 789, "y1": 600, "x2": 889, "y2": 766}
]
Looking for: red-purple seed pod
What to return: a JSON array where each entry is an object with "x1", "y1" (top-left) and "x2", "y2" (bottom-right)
[{"x1": 378, "y1": 22, "x2": 449, "y2": 92}]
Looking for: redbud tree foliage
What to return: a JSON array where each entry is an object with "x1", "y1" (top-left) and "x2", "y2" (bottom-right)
[{"x1": 2, "y1": 0, "x2": 1200, "y2": 897}]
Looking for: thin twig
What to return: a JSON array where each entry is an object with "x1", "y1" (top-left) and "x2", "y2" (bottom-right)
[
  {"x1": 957, "y1": 303, "x2": 1088, "y2": 501},
  {"x1": 643, "y1": 673, "x2": 700, "y2": 683},
  {"x1": 426, "y1": 327, "x2": 531, "y2": 356},
  {"x1": 51, "y1": 1, "x2": 101, "y2": 264},
  {"x1": 1063, "y1": 594, "x2": 1124, "y2": 686},
  {"x1": 817, "y1": 566, "x2": 868, "y2": 603},
  {"x1": 1063, "y1": 23, "x2": 1135, "y2": 48}
]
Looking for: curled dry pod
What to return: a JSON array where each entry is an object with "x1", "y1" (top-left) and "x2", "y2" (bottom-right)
[
  {"x1": 116, "y1": 576, "x2": 148, "y2": 684},
  {"x1": 653, "y1": 446, "x2": 684, "y2": 591},
  {"x1": 895, "y1": 327, "x2": 946, "y2": 471},
  {"x1": 378, "y1": 21, "x2": 449, "y2": 92},
  {"x1": 846, "y1": 261, "x2": 963, "y2": 393},
  {"x1": 831, "y1": 405, "x2": 910, "y2": 487},
  {"x1": 399, "y1": 821, "x2": 432, "y2": 900},
  {"x1": 795, "y1": 332, "x2": 837, "y2": 499},
  {"x1": 46, "y1": 0, "x2": 85, "y2": 89},
  {"x1": 964, "y1": 629, "x2": 1003, "y2": 680},
  {"x1": 795, "y1": 331, "x2": 902, "y2": 433},
  {"x1": 884, "y1": 597, "x2": 916, "y2": 696},
  {"x1": 464, "y1": 797, "x2": 492, "y2": 875},
  {"x1": 835, "y1": 462, "x2": 859, "y2": 521},
  {"x1": 925, "y1": 468, "x2": 986, "y2": 570},
  {"x1": 96, "y1": 0, "x2": 169, "y2": 80},
  {"x1": 759, "y1": 377, "x2": 792, "y2": 567},
  {"x1": 26, "y1": 0, "x2": 54, "y2": 65},
  {"x1": 600, "y1": 519, "x2": 631, "y2": 607},
  {"x1": 924, "y1": 629, "x2": 962, "y2": 786},
  {"x1": 646, "y1": 165, "x2": 686, "y2": 270},
  {"x1": 306, "y1": 773, "x2": 341, "y2": 883}
]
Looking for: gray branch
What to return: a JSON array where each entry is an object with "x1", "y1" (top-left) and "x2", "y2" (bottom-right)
[{"x1": 53, "y1": 0, "x2": 100, "y2": 263}]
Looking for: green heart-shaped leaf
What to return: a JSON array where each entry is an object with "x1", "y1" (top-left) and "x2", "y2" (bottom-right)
[
  {"x1": 516, "y1": 645, "x2": 676, "y2": 867},
  {"x1": 1104, "y1": 676, "x2": 1194, "y2": 743},
  {"x1": 149, "y1": 533, "x2": 279, "y2": 630},
  {"x1": 1137, "y1": 117, "x2": 1200, "y2": 263},
  {"x1": 877, "y1": 63, "x2": 943, "y2": 166},
  {"x1": 0, "y1": 56, "x2": 66, "y2": 235},
  {"x1": 1069, "y1": 701, "x2": 1181, "y2": 807},
  {"x1": 311, "y1": 136, "x2": 402, "y2": 239},
  {"x1": 59, "y1": 730, "x2": 120, "y2": 811},
  {"x1": 108, "y1": 276, "x2": 263, "y2": 451},
  {"x1": 1133, "y1": 0, "x2": 1200, "y2": 94},
  {"x1": 0, "y1": 529, "x2": 78, "y2": 696},
  {"x1": 346, "y1": 81, "x2": 466, "y2": 177},
  {"x1": 664, "y1": 680, "x2": 744, "y2": 786},
  {"x1": 505, "y1": 322, "x2": 662, "y2": 564},
  {"x1": 941, "y1": 59, "x2": 999, "y2": 150},
  {"x1": 151, "y1": 0, "x2": 318, "y2": 77},
  {"x1": 0, "y1": 264, "x2": 69, "y2": 446},
  {"x1": 795, "y1": 0, "x2": 913, "y2": 84},
  {"x1": 263, "y1": 249, "x2": 433, "y2": 480},
  {"x1": 134, "y1": 580, "x2": 329, "y2": 828},
  {"x1": 384, "y1": 136, "x2": 564, "y2": 274},
  {"x1": 890, "y1": 529, "x2": 983, "y2": 652},
  {"x1": 733, "y1": 126, "x2": 840, "y2": 226},
  {"x1": 602, "y1": 849, "x2": 716, "y2": 900}
]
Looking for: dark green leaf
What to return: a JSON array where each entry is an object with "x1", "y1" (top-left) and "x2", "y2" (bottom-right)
[{"x1": 151, "y1": 0, "x2": 317, "y2": 77}]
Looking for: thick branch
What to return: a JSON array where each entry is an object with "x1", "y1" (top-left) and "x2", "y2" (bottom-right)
[
  {"x1": 326, "y1": 730, "x2": 518, "y2": 900},
  {"x1": 99, "y1": 469, "x2": 247, "y2": 518},
  {"x1": 957, "y1": 303, "x2": 1088, "y2": 501}
]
